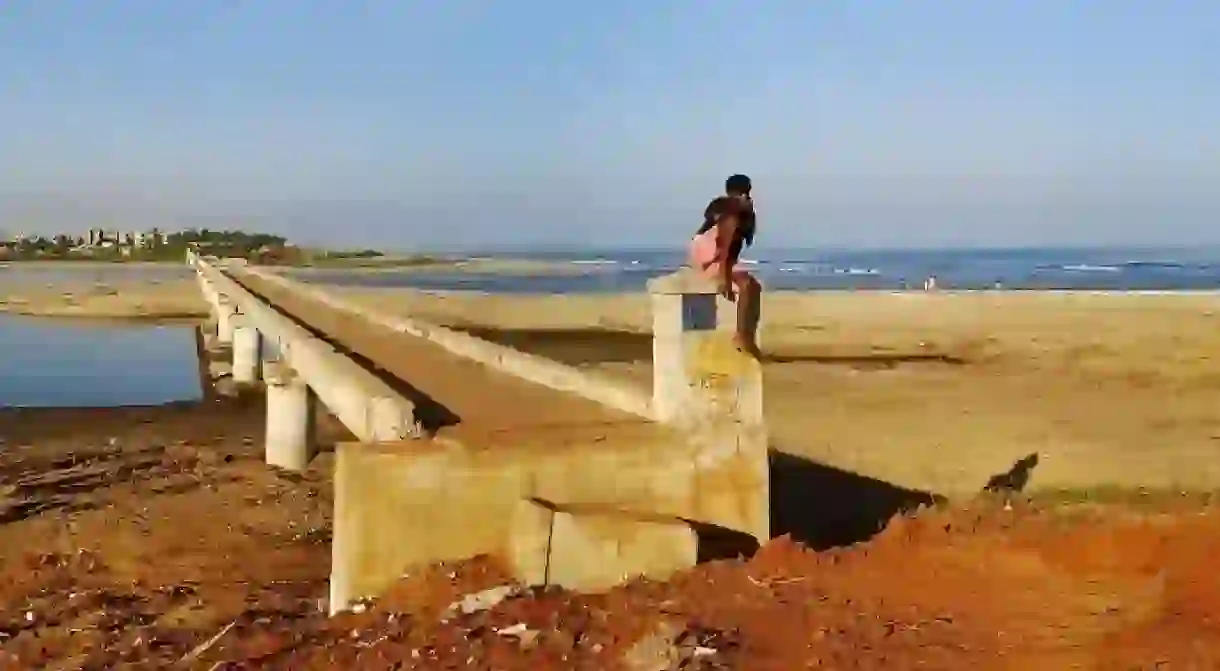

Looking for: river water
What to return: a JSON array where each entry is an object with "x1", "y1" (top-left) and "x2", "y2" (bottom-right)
[{"x1": 0, "y1": 314, "x2": 201, "y2": 408}]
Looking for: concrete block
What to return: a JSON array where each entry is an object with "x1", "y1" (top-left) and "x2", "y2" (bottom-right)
[
  {"x1": 240, "y1": 266, "x2": 655, "y2": 420},
  {"x1": 264, "y1": 362, "x2": 316, "y2": 471},
  {"x1": 506, "y1": 499, "x2": 553, "y2": 586},
  {"x1": 690, "y1": 425, "x2": 770, "y2": 541},
  {"x1": 547, "y1": 508, "x2": 695, "y2": 590},
  {"x1": 329, "y1": 431, "x2": 766, "y2": 612},
  {"x1": 231, "y1": 318, "x2": 262, "y2": 384},
  {"x1": 330, "y1": 442, "x2": 521, "y2": 614},
  {"x1": 215, "y1": 299, "x2": 236, "y2": 345},
  {"x1": 508, "y1": 500, "x2": 698, "y2": 591},
  {"x1": 648, "y1": 271, "x2": 770, "y2": 542}
]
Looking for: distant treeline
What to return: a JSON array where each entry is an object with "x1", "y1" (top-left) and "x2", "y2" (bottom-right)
[
  {"x1": 177, "y1": 229, "x2": 288, "y2": 259},
  {"x1": 2, "y1": 228, "x2": 292, "y2": 261}
]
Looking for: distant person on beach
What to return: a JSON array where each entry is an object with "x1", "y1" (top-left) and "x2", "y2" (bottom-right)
[{"x1": 688, "y1": 173, "x2": 762, "y2": 357}]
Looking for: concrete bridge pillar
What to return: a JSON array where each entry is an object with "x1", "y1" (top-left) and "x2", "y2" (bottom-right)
[
  {"x1": 648, "y1": 268, "x2": 764, "y2": 426},
  {"x1": 263, "y1": 361, "x2": 316, "y2": 470},
  {"x1": 231, "y1": 315, "x2": 262, "y2": 384},
  {"x1": 647, "y1": 268, "x2": 768, "y2": 541},
  {"x1": 216, "y1": 298, "x2": 237, "y2": 345}
]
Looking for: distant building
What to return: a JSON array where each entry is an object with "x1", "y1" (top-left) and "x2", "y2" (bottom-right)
[{"x1": 84, "y1": 228, "x2": 166, "y2": 248}]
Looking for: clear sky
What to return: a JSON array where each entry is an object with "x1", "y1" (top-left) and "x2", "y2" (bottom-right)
[{"x1": 1, "y1": 1, "x2": 1216, "y2": 250}]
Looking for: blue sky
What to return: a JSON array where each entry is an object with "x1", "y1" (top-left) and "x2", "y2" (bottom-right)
[{"x1": 1, "y1": 1, "x2": 1216, "y2": 249}]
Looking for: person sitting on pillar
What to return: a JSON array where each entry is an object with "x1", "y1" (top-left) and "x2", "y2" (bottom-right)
[{"x1": 688, "y1": 173, "x2": 762, "y2": 358}]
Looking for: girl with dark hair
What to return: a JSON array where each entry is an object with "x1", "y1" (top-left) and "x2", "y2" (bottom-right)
[{"x1": 688, "y1": 174, "x2": 762, "y2": 357}]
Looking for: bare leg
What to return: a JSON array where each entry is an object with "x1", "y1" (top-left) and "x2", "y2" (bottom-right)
[{"x1": 731, "y1": 273, "x2": 762, "y2": 358}]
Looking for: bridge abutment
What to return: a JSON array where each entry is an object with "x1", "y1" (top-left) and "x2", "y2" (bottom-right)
[{"x1": 647, "y1": 268, "x2": 769, "y2": 542}]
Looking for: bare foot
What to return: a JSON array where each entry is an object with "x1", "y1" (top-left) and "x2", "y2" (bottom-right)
[{"x1": 733, "y1": 334, "x2": 763, "y2": 360}]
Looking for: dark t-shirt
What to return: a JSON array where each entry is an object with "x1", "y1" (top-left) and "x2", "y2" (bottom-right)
[{"x1": 697, "y1": 196, "x2": 756, "y2": 261}]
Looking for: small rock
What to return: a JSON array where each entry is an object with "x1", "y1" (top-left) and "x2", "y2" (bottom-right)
[
  {"x1": 495, "y1": 622, "x2": 540, "y2": 646},
  {"x1": 441, "y1": 585, "x2": 522, "y2": 621},
  {"x1": 621, "y1": 620, "x2": 682, "y2": 671}
]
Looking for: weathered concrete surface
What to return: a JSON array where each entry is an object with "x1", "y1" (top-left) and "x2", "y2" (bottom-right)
[
  {"x1": 196, "y1": 264, "x2": 421, "y2": 444},
  {"x1": 263, "y1": 362, "x2": 317, "y2": 471},
  {"x1": 329, "y1": 429, "x2": 765, "y2": 612},
  {"x1": 215, "y1": 298, "x2": 236, "y2": 345},
  {"x1": 648, "y1": 268, "x2": 765, "y2": 427},
  {"x1": 231, "y1": 318, "x2": 262, "y2": 385},
  {"x1": 649, "y1": 271, "x2": 770, "y2": 542},
  {"x1": 244, "y1": 267, "x2": 654, "y2": 419},
  {"x1": 229, "y1": 268, "x2": 666, "y2": 449},
  {"x1": 508, "y1": 499, "x2": 698, "y2": 591}
]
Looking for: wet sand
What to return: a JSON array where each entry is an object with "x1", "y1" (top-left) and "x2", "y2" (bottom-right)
[{"x1": 0, "y1": 277, "x2": 208, "y2": 322}]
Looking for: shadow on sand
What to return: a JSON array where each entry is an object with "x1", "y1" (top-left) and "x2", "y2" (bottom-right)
[
  {"x1": 769, "y1": 449, "x2": 946, "y2": 550},
  {"x1": 462, "y1": 327, "x2": 966, "y2": 369}
]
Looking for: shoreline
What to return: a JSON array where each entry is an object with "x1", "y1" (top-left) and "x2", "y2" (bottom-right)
[{"x1": 6, "y1": 282, "x2": 1220, "y2": 326}]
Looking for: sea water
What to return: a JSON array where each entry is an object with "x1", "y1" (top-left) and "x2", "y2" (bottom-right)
[{"x1": 289, "y1": 246, "x2": 1220, "y2": 293}]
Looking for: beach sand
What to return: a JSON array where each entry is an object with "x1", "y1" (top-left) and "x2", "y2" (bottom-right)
[
  {"x1": 5, "y1": 270, "x2": 1219, "y2": 493},
  {"x1": 331, "y1": 287, "x2": 1220, "y2": 496},
  {"x1": 0, "y1": 277, "x2": 208, "y2": 322}
]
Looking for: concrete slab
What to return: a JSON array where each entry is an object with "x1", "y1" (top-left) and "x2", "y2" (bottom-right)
[
  {"x1": 329, "y1": 428, "x2": 768, "y2": 612},
  {"x1": 228, "y1": 270, "x2": 668, "y2": 450},
  {"x1": 508, "y1": 499, "x2": 698, "y2": 591}
]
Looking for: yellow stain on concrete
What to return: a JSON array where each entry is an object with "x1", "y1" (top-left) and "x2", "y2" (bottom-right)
[{"x1": 684, "y1": 332, "x2": 760, "y2": 382}]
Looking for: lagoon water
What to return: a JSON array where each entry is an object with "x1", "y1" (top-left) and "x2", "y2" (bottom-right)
[{"x1": 0, "y1": 315, "x2": 201, "y2": 408}]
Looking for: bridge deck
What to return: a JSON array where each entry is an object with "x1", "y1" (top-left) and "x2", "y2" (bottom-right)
[{"x1": 234, "y1": 272, "x2": 671, "y2": 450}]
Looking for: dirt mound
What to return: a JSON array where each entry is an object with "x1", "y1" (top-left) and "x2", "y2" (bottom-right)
[{"x1": 2, "y1": 403, "x2": 1219, "y2": 669}]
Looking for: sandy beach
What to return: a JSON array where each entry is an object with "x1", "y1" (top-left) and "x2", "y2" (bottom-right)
[
  {"x1": 329, "y1": 285, "x2": 1220, "y2": 496},
  {"x1": 5, "y1": 271, "x2": 1220, "y2": 493},
  {"x1": 0, "y1": 277, "x2": 208, "y2": 322},
  {"x1": 4, "y1": 269, "x2": 1220, "y2": 666}
]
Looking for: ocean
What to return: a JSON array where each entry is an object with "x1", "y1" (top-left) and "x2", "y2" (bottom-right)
[{"x1": 293, "y1": 246, "x2": 1220, "y2": 294}]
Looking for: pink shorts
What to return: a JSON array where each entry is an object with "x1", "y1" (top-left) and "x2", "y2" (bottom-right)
[{"x1": 688, "y1": 228, "x2": 748, "y2": 281}]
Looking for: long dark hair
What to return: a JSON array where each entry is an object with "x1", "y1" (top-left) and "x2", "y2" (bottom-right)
[{"x1": 696, "y1": 196, "x2": 755, "y2": 247}]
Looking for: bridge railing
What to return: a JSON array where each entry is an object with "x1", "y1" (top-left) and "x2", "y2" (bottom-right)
[{"x1": 193, "y1": 256, "x2": 424, "y2": 446}]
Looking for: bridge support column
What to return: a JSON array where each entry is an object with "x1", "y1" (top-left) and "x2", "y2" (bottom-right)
[
  {"x1": 264, "y1": 361, "x2": 316, "y2": 470},
  {"x1": 216, "y1": 298, "x2": 237, "y2": 345},
  {"x1": 231, "y1": 316, "x2": 262, "y2": 384},
  {"x1": 647, "y1": 268, "x2": 769, "y2": 542}
]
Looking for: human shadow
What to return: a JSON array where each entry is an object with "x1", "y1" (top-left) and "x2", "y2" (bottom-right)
[{"x1": 769, "y1": 449, "x2": 944, "y2": 550}]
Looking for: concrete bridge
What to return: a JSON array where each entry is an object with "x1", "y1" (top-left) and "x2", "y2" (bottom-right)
[{"x1": 186, "y1": 249, "x2": 768, "y2": 614}]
